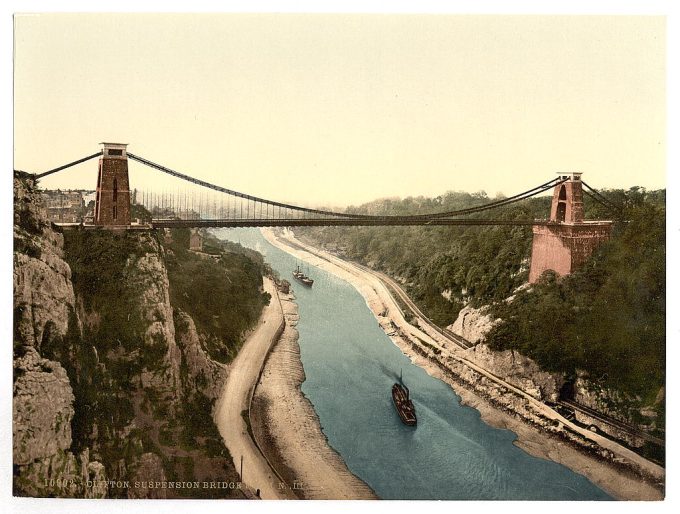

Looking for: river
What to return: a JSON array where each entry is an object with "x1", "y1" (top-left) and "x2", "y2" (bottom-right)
[{"x1": 214, "y1": 228, "x2": 611, "y2": 500}]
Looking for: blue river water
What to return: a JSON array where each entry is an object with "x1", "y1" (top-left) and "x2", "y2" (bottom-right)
[{"x1": 215, "y1": 228, "x2": 612, "y2": 500}]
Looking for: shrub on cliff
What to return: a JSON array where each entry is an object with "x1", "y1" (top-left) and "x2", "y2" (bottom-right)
[{"x1": 63, "y1": 230, "x2": 154, "y2": 354}]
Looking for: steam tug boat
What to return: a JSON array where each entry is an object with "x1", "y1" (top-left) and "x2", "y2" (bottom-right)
[
  {"x1": 392, "y1": 371, "x2": 417, "y2": 426},
  {"x1": 292, "y1": 264, "x2": 314, "y2": 287}
]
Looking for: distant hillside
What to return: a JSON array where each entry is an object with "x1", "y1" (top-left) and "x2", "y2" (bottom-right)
[{"x1": 299, "y1": 187, "x2": 665, "y2": 418}]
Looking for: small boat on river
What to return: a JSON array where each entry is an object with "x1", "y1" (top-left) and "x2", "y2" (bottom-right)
[
  {"x1": 392, "y1": 371, "x2": 417, "y2": 426},
  {"x1": 292, "y1": 264, "x2": 314, "y2": 287}
]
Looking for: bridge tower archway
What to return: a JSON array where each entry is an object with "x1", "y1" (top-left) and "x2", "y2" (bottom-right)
[
  {"x1": 550, "y1": 174, "x2": 584, "y2": 223},
  {"x1": 528, "y1": 172, "x2": 612, "y2": 283}
]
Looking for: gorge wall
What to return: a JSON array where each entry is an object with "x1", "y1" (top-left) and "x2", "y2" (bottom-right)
[{"x1": 13, "y1": 172, "x2": 251, "y2": 498}]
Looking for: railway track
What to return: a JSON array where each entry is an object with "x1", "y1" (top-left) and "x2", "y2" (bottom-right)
[
  {"x1": 353, "y1": 261, "x2": 664, "y2": 449},
  {"x1": 351, "y1": 262, "x2": 474, "y2": 350},
  {"x1": 557, "y1": 399, "x2": 664, "y2": 447}
]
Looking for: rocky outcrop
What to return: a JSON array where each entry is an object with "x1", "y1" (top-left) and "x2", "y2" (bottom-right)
[
  {"x1": 126, "y1": 240, "x2": 182, "y2": 398},
  {"x1": 128, "y1": 453, "x2": 168, "y2": 499},
  {"x1": 465, "y1": 344, "x2": 563, "y2": 401},
  {"x1": 175, "y1": 310, "x2": 227, "y2": 402},
  {"x1": 13, "y1": 171, "x2": 252, "y2": 498},
  {"x1": 448, "y1": 304, "x2": 499, "y2": 344},
  {"x1": 449, "y1": 305, "x2": 563, "y2": 401},
  {"x1": 570, "y1": 375, "x2": 663, "y2": 447},
  {"x1": 13, "y1": 448, "x2": 107, "y2": 498},
  {"x1": 452, "y1": 305, "x2": 591, "y2": 405},
  {"x1": 13, "y1": 346, "x2": 74, "y2": 465},
  {"x1": 13, "y1": 173, "x2": 109, "y2": 497},
  {"x1": 13, "y1": 171, "x2": 49, "y2": 233},
  {"x1": 450, "y1": 299, "x2": 661, "y2": 445},
  {"x1": 13, "y1": 174, "x2": 77, "y2": 350}
]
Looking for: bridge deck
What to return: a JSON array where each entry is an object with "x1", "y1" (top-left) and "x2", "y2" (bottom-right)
[
  {"x1": 54, "y1": 218, "x2": 553, "y2": 230},
  {"x1": 148, "y1": 218, "x2": 552, "y2": 228}
]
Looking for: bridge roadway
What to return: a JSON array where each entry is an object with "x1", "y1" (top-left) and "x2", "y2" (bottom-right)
[
  {"x1": 53, "y1": 217, "x2": 551, "y2": 232},
  {"x1": 150, "y1": 218, "x2": 551, "y2": 229}
]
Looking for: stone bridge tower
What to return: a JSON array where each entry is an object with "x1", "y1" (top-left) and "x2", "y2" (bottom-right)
[
  {"x1": 528, "y1": 172, "x2": 613, "y2": 283},
  {"x1": 94, "y1": 143, "x2": 131, "y2": 226}
]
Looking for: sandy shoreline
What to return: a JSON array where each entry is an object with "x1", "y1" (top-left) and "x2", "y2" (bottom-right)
[
  {"x1": 260, "y1": 227, "x2": 664, "y2": 501},
  {"x1": 250, "y1": 290, "x2": 377, "y2": 499}
]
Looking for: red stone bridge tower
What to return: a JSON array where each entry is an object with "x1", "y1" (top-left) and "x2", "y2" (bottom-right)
[
  {"x1": 528, "y1": 172, "x2": 613, "y2": 283},
  {"x1": 94, "y1": 143, "x2": 131, "y2": 226}
]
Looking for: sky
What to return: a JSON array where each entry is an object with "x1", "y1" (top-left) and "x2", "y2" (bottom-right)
[{"x1": 13, "y1": 14, "x2": 666, "y2": 208}]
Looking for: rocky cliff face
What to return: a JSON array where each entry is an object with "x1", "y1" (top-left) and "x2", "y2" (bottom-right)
[
  {"x1": 13, "y1": 172, "x2": 239, "y2": 498},
  {"x1": 13, "y1": 173, "x2": 77, "y2": 352},
  {"x1": 124, "y1": 238, "x2": 182, "y2": 406},
  {"x1": 569, "y1": 375, "x2": 663, "y2": 447},
  {"x1": 448, "y1": 304, "x2": 499, "y2": 344},
  {"x1": 13, "y1": 173, "x2": 107, "y2": 497},
  {"x1": 13, "y1": 346, "x2": 74, "y2": 465},
  {"x1": 175, "y1": 310, "x2": 228, "y2": 402},
  {"x1": 466, "y1": 344, "x2": 563, "y2": 401},
  {"x1": 448, "y1": 297, "x2": 662, "y2": 448},
  {"x1": 448, "y1": 304, "x2": 563, "y2": 401}
]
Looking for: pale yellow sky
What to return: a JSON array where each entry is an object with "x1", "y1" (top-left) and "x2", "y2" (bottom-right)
[{"x1": 13, "y1": 14, "x2": 665, "y2": 206}]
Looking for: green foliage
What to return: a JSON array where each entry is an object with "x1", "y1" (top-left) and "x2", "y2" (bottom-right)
[
  {"x1": 130, "y1": 203, "x2": 152, "y2": 222},
  {"x1": 177, "y1": 393, "x2": 229, "y2": 457},
  {"x1": 61, "y1": 230, "x2": 172, "y2": 467},
  {"x1": 15, "y1": 180, "x2": 260, "y2": 496},
  {"x1": 63, "y1": 230, "x2": 155, "y2": 357},
  {"x1": 164, "y1": 229, "x2": 270, "y2": 363},
  {"x1": 158, "y1": 392, "x2": 239, "y2": 498}
]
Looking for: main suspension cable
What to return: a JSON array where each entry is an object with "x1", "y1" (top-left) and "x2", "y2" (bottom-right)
[
  {"x1": 35, "y1": 151, "x2": 103, "y2": 179},
  {"x1": 426, "y1": 177, "x2": 564, "y2": 219},
  {"x1": 582, "y1": 181, "x2": 623, "y2": 212},
  {"x1": 129, "y1": 152, "x2": 367, "y2": 219},
  {"x1": 129, "y1": 151, "x2": 561, "y2": 221}
]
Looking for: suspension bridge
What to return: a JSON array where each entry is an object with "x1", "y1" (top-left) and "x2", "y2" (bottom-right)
[{"x1": 32, "y1": 143, "x2": 619, "y2": 230}]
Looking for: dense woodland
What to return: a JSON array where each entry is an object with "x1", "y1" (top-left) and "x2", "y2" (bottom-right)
[{"x1": 300, "y1": 186, "x2": 665, "y2": 402}]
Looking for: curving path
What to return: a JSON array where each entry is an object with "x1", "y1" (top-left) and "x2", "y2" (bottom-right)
[{"x1": 214, "y1": 278, "x2": 295, "y2": 500}]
